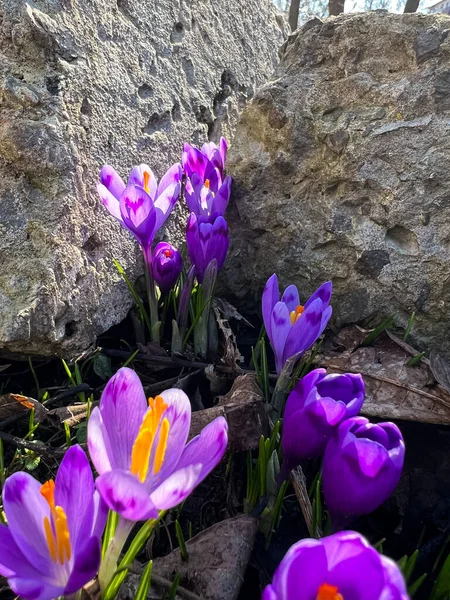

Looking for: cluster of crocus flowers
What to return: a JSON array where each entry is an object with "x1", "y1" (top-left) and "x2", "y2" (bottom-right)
[
  {"x1": 262, "y1": 274, "x2": 332, "y2": 375},
  {"x1": 323, "y1": 416, "x2": 405, "y2": 529},
  {"x1": 263, "y1": 530, "x2": 409, "y2": 600},
  {"x1": 281, "y1": 369, "x2": 365, "y2": 466},
  {"x1": 0, "y1": 445, "x2": 106, "y2": 600},
  {"x1": 182, "y1": 138, "x2": 231, "y2": 282}
]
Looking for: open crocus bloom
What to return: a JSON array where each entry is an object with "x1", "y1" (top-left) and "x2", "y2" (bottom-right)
[
  {"x1": 186, "y1": 212, "x2": 229, "y2": 283},
  {"x1": 323, "y1": 417, "x2": 405, "y2": 528},
  {"x1": 282, "y1": 369, "x2": 365, "y2": 467},
  {"x1": 97, "y1": 163, "x2": 182, "y2": 252},
  {"x1": 88, "y1": 367, "x2": 228, "y2": 521},
  {"x1": 263, "y1": 531, "x2": 409, "y2": 600},
  {"x1": 185, "y1": 171, "x2": 231, "y2": 216},
  {"x1": 182, "y1": 137, "x2": 227, "y2": 179},
  {"x1": 262, "y1": 274, "x2": 332, "y2": 376},
  {"x1": 0, "y1": 445, "x2": 106, "y2": 600}
]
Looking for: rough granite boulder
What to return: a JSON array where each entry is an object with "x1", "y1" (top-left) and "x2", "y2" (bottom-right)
[
  {"x1": 223, "y1": 11, "x2": 450, "y2": 356},
  {"x1": 0, "y1": 0, "x2": 286, "y2": 357}
]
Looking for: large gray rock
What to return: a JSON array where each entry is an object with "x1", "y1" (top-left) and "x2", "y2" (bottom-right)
[
  {"x1": 0, "y1": 0, "x2": 286, "y2": 357},
  {"x1": 223, "y1": 11, "x2": 450, "y2": 356}
]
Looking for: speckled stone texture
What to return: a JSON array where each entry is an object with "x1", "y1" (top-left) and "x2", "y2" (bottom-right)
[
  {"x1": 223, "y1": 11, "x2": 450, "y2": 356},
  {"x1": 0, "y1": 0, "x2": 286, "y2": 357}
]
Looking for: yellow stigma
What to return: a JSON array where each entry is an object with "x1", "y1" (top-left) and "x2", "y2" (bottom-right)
[
  {"x1": 143, "y1": 170, "x2": 151, "y2": 194},
  {"x1": 316, "y1": 583, "x2": 343, "y2": 600},
  {"x1": 290, "y1": 304, "x2": 305, "y2": 325},
  {"x1": 130, "y1": 396, "x2": 170, "y2": 482},
  {"x1": 40, "y1": 481, "x2": 72, "y2": 565}
]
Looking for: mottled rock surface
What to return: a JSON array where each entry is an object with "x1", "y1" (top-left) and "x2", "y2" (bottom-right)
[
  {"x1": 223, "y1": 11, "x2": 450, "y2": 356},
  {"x1": 0, "y1": 0, "x2": 286, "y2": 357}
]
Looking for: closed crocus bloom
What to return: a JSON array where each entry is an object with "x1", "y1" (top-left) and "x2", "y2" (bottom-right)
[
  {"x1": 97, "y1": 163, "x2": 182, "y2": 253},
  {"x1": 152, "y1": 242, "x2": 182, "y2": 293},
  {"x1": 0, "y1": 445, "x2": 106, "y2": 600},
  {"x1": 323, "y1": 416, "x2": 405, "y2": 528},
  {"x1": 262, "y1": 274, "x2": 332, "y2": 376},
  {"x1": 263, "y1": 531, "x2": 409, "y2": 600},
  {"x1": 186, "y1": 212, "x2": 229, "y2": 283},
  {"x1": 282, "y1": 369, "x2": 365, "y2": 467},
  {"x1": 182, "y1": 137, "x2": 227, "y2": 179},
  {"x1": 88, "y1": 367, "x2": 228, "y2": 522}
]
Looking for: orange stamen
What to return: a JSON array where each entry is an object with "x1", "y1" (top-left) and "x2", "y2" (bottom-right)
[
  {"x1": 289, "y1": 304, "x2": 305, "y2": 325},
  {"x1": 204, "y1": 179, "x2": 210, "y2": 189},
  {"x1": 130, "y1": 396, "x2": 169, "y2": 482},
  {"x1": 40, "y1": 481, "x2": 72, "y2": 564},
  {"x1": 316, "y1": 583, "x2": 343, "y2": 600},
  {"x1": 163, "y1": 249, "x2": 172, "y2": 258},
  {"x1": 143, "y1": 171, "x2": 151, "y2": 194}
]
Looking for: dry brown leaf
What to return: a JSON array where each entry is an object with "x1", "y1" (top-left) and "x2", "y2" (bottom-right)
[
  {"x1": 318, "y1": 327, "x2": 450, "y2": 425},
  {"x1": 0, "y1": 393, "x2": 48, "y2": 422},
  {"x1": 150, "y1": 515, "x2": 258, "y2": 600}
]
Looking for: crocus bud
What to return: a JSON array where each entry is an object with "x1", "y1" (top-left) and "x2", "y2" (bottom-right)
[
  {"x1": 323, "y1": 416, "x2": 405, "y2": 528},
  {"x1": 152, "y1": 242, "x2": 182, "y2": 293},
  {"x1": 282, "y1": 369, "x2": 365, "y2": 467},
  {"x1": 263, "y1": 530, "x2": 409, "y2": 600},
  {"x1": 186, "y1": 212, "x2": 229, "y2": 283}
]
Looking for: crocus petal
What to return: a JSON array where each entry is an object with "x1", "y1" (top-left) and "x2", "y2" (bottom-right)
[
  {"x1": 158, "y1": 163, "x2": 183, "y2": 194},
  {"x1": 120, "y1": 185, "x2": 156, "y2": 242},
  {"x1": 149, "y1": 463, "x2": 203, "y2": 510},
  {"x1": 320, "y1": 304, "x2": 333, "y2": 331},
  {"x1": 97, "y1": 183, "x2": 123, "y2": 222},
  {"x1": 210, "y1": 214, "x2": 229, "y2": 270},
  {"x1": 262, "y1": 274, "x2": 279, "y2": 342},
  {"x1": 350, "y1": 438, "x2": 389, "y2": 478},
  {"x1": 8, "y1": 577, "x2": 62, "y2": 600},
  {"x1": 282, "y1": 298, "x2": 324, "y2": 366},
  {"x1": 281, "y1": 285, "x2": 300, "y2": 313},
  {"x1": 154, "y1": 181, "x2": 181, "y2": 230},
  {"x1": 3, "y1": 472, "x2": 52, "y2": 574},
  {"x1": 307, "y1": 398, "x2": 348, "y2": 426},
  {"x1": 184, "y1": 147, "x2": 209, "y2": 178},
  {"x1": 212, "y1": 175, "x2": 232, "y2": 215},
  {"x1": 64, "y1": 536, "x2": 102, "y2": 596},
  {"x1": 54, "y1": 445, "x2": 95, "y2": 551},
  {"x1": 146, "y1": 388, "x2": 192, "y2": 490},
  {"x1": 283, "y1": 369, "x2": 325, "y2": 422},
  {"x1": 87, "y1": 407, "x2": 113, "y2": 476},
  {"x1": 175, "y1": 417, "x2": 228, "y2": 481},
  {"x1": 304, "y1": 281, "x2": 332, "y2": 309},
  {"x1": 220, "y1": 137, "x2": 228, "y2": 168},
  {"x1": 272, "y1": 542, "x2": 328, "y2": 600},
  {"x1": 0, "y1": 524, "x2": 41, "y2": 581},
  {"x1": 97, "y1": 367, "x2": 148, "y2": 471},
  {"x1": 100, "y1": 165, "x2": 126, "y2": 200},
  {"x1": 96, "y1": 470, "x2": 158, "y2": 521},
  {"x1": 270, "y1": 301, "x2": 292, "y2": 375},
  {"x1": 127, "y1": 164, "x2": 157, "y2": 199}
]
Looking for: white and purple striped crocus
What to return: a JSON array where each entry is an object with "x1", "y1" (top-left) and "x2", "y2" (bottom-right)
[
  {"x1": 97, "y1": 163, "x2": 182, "y2": 261},
  {"x1": 88, "y1": 367, "x2": 228, "y2": 522},
  {"x1": 262, "y1": 274, "x2": 333, "y2": 376},
  {"x1": 182, "y1": 138, "x2": 232, "y2": 216},
  {"x1": 263, "y1": 531, "x2": 409, "y2": 600},
  {"x1": 0, "y1": 445, "x2": 106, "y2": 600}
]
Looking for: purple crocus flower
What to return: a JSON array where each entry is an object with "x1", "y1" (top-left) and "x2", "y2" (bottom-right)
[
  {"x1": 282, "y1": 368, "x2": 365, "y2": 467},
  {"x1": 262, "y1": 274, "x2": 332, "y2": 376},
  {"x1": 186, "y1": 212, "x2": 229, "y2": 283},
  {"x1": 152, "y1": 242, "x2": 182, "y2": 293},
  {"x1": 97, "y1": 163, "x2": 182, "y2": 253},
  {"x1": 323, "y1": 416, "x2": 405, "y2": 529},
  {"x1": 88, "y1": 367, "x2": 228, "y2": 522},
  {"x1": 185, "y1": 171, "x2": 232, "y2": 216},
  {"x1": 0, "y1": 445, "x2": 106, "y2": 600},
  {"x1": 182, "y1": 137, "x2": 228, "y2": 179},
  {"x1": 262, "y1": 530, "x2": 409, "y2": 600}
]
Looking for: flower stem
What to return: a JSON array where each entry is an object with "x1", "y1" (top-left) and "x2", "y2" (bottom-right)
[
  {"x1": 143, "y1": 247, "x2": 160, "y2": 344},
  {"x1": 98, "y1": 517, "x2": 134, "y2": 592}
]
